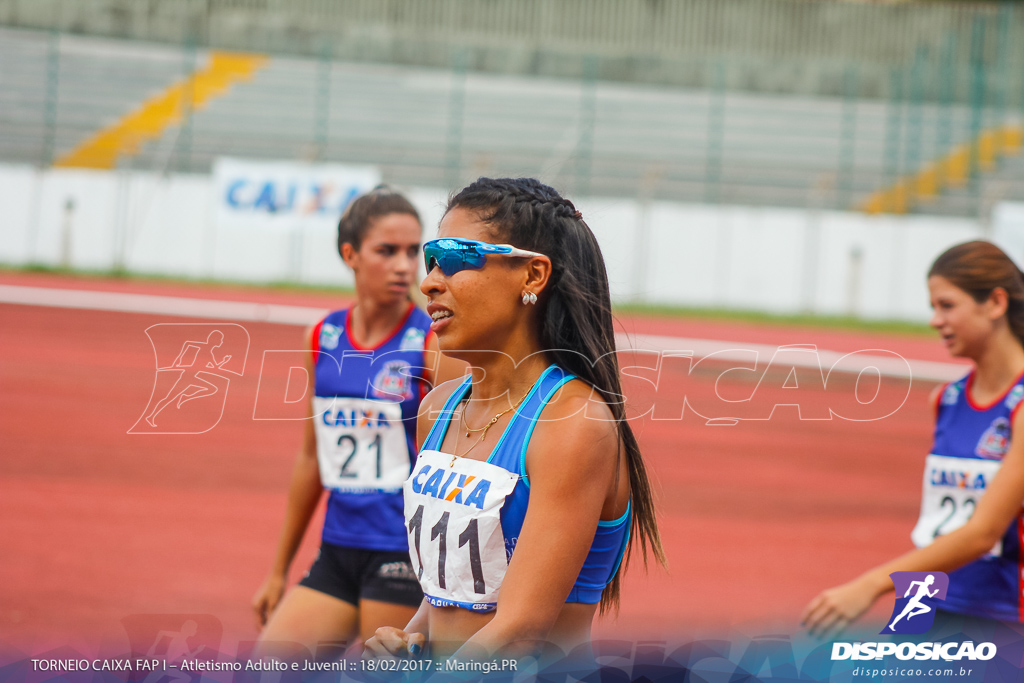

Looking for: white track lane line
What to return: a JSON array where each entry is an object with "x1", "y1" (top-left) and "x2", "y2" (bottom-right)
[
  {"x1": 0, "y1": 283, "x2": 327, "y2": 326},
  {"x1": 0, "y1": 284, "x2": 968, "y2": 381}
]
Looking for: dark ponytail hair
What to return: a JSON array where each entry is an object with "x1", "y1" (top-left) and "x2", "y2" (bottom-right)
[
  {"x1": 929, "y1": 240, "x2": 1024, "y2": 348},
  {"x1": 337, "y1": 185, "x2": 421, "y2": 254},
  {"x1": 447, "y1": 177, "x2": 666, "y2": 612}
]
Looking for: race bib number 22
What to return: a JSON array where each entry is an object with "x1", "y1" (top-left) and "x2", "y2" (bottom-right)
[{"x1": 911, "y1": 453, "x2": 1003, "y2": 556}]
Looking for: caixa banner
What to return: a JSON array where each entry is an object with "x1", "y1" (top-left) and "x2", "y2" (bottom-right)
[{"x1": 212, "y1": 157, "x2": 381, "y2": 230}]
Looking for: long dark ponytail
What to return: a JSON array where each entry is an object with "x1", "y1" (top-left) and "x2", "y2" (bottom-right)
[{"x1": 447, "y1": 177, "x2": 666, "y2": 612}]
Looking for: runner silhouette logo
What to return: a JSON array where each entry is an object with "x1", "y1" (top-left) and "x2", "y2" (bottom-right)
[
  {"x1": 130, "y1": 324, "x2": 250, "y2": 434},
  {"x1": 121, "y1": 613, "x2": 222, "y2": 682},
  {"x1": 881, "y1": 571, "x2": 949, "y2": 635}
]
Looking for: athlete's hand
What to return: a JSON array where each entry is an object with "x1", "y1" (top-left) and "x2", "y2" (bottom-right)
[
  {"x1": 251, "y1": 574, "x2": 286, "y2": 630},
  {"x1": 363, "y1": 627, "x2": 426, "y2": 659},
  {"x1": 801, "y1": 578, "x2": 878, "y2": 639}
]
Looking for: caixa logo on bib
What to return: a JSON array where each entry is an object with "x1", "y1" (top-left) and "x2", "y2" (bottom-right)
[
  {"x1": 881, "y1": 571, "x2": 948, "y2": 635},
  {"x1": 409, "y1": 464, "x2": 491, "y2": 509}
]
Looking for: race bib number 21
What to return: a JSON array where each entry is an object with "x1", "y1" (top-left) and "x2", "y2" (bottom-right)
[{"x1": 314, "y1": 397, "x2": 411, "y2": 491}]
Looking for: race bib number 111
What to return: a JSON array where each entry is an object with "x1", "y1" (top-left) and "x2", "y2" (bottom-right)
[{"x1": 404, "y1": 450, "x2": 518, "y2": 611}]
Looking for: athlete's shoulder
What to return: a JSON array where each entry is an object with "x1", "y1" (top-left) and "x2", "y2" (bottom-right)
[
  {"x1": 416, "y1": 375, "x2": 471, "y2": 447},
  {"x1": 935, "y1": 374, "x2": 970, "y2": 409},
  {"x1": 527, "y1": 376, "x2": 620, "y2": 482},
  {"x1": 420, "y1": 375, "x2": 470, "y2": 416},
  {"x1": 314, "y1": 309, "x2": 348, "y2": 354},
  {"x1": 322, "y1": 307, "x2": 349, "y2": 324},
  {"x1": 538, "y1": 374, "x2": 614, "y2": 421},
  {"x1": 532, "y1": 376, "x2": 619, "y2": 451}
]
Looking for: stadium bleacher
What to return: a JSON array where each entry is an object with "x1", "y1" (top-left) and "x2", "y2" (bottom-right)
[{"x1": 1, "y1": 25, "x2": 1021, "y2": 216}]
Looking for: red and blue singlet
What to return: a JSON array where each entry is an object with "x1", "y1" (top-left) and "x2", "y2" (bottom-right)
[
  {"x1": 911, "y1": 370, "x2": 1024, "y2": 621},
  {"x1": 311, "y1": 304, "x2": 433, "y2": 551}
]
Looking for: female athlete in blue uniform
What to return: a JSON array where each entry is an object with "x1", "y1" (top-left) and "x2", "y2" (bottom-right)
[
  {"x1": 363, "y1": 177, "x2": 665, "y2": 660},
  {"x1": 252, "y1": 188, "x2": 463, "y2": 652},
  {"x1": 803, "y1": 240, "x2": 1024, "y2": 636}
]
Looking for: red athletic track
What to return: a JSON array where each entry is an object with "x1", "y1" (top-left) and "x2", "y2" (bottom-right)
[{"x1": 0, "y1": 271, "x2": 944, "y2": 656}]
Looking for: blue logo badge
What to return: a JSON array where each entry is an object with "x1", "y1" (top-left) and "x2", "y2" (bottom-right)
[
  {"x1": 320, "y1": 323, "x2": 342, "y2": 350},
  {"x1": 881, "y1": 572, "x2": 948, "y2": 635},
  {"x1": 1006, "y1": 385, "x2": 1024, "y2": 411},
  {"x1": 400, "y1": 327, "x2": 426, "y2": 351},
  {"x1": 976, "y1": 417, "x2": 1011, "y2": 460},
  {"x1": 372, "y1": 360, "x2": 412, "y2": 400}
]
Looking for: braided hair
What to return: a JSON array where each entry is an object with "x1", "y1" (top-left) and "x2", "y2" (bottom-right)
[
  {"x1": 929, "y1": 241, "x2": 1024, "y2": 348},
  {"x1": 447, "y1": 177, "x2": 666, "y2": 612}
]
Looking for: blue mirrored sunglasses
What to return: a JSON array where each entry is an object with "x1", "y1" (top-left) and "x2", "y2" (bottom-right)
[{"x1": 423, "y1": 238, "x2": 546, "y2": 277}]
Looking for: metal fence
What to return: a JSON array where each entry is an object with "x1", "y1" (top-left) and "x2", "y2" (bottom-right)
[
  {"x1": 4, "y1": 0, "x2": 1024, "y2": 100},
  {"x1": 2, "y1": 1, "x2": 1024, "y2": 216}
]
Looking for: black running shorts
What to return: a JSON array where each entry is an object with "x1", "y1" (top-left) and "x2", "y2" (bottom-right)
[{"x1": 298, "y1": 542, "x2": 423, "y2": 607}]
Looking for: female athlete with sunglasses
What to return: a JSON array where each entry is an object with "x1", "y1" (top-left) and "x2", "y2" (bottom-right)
[
  {"x1": 363, "y1": 178, "x2": 665, "y2": 662},
  {"x1": 803, "y1": 241, "x2": 1024, "y2": 637},
  {"x1": 252, "y1": 188, "x2": 464, "y2": 654}
]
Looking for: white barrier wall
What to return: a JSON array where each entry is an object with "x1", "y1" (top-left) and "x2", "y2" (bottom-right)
[
  {"x1": 0, "y1": 163, "x2": 993, "y2": 322},
  {"x1": 571, "y1": 199, "x2": 983, "y2": 322}
]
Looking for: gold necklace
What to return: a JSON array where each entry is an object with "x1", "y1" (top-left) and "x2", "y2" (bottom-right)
[
  {"x1": 462, "y1": 388, "x2": 532, "y2": 439},
  {"x1": 450, "y1": 388, "x2": 531, "y2": 465}
]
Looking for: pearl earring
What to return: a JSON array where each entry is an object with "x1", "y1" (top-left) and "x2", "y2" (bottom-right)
[{"x1": 522, "y1": 291, "x2": 537, "y2": 305}]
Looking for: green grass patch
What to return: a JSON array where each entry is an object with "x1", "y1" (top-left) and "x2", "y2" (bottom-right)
[
  {"x1": 3, "y1": 263, "x2": 934, "y2": 336},
  {"x1": 613, "y1": 302, "x2": 934, "y2": 337},
  {"x1": 1, "y1": 263, "x2": 354, "y2": 297}
]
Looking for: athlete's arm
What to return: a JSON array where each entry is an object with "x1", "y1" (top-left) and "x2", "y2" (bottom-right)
[
  {"x1": 402, "y1": 599, "x2": 430, "y2": 641},
  {"x1": 251, "y1": 326, "x2": 324, "y2": 629},
  {"x1": 456, "y1": 384, "x2": 619, "y2": 659},
  {"x1": 363, "y1": 600, "x2": 429, "y2": 659},
  {"x1": 802, "y1": 402, "x2": 1024, "y2": 638}
]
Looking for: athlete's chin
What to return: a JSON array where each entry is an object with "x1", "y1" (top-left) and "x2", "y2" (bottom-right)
[
  {"x1": 379, "y1": 290, "x2": 410, "y2": 307},
  {"x1": 945, "y1": 341, "x2": 974, "y2": 360},
  {"x1": 387, "y1": 282, "x2": 412, "y2": 297},
  {"x1": 435, "y1": 335, "x2": 470, "y2": 359},
  {"x1": 435, "y1": 335, "x2": 488, "y2": 363}
]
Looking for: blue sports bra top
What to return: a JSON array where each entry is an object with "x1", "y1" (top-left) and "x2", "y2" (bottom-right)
[{"x1": 421, "y1": 364, "x2": 631, "y2": 606}]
